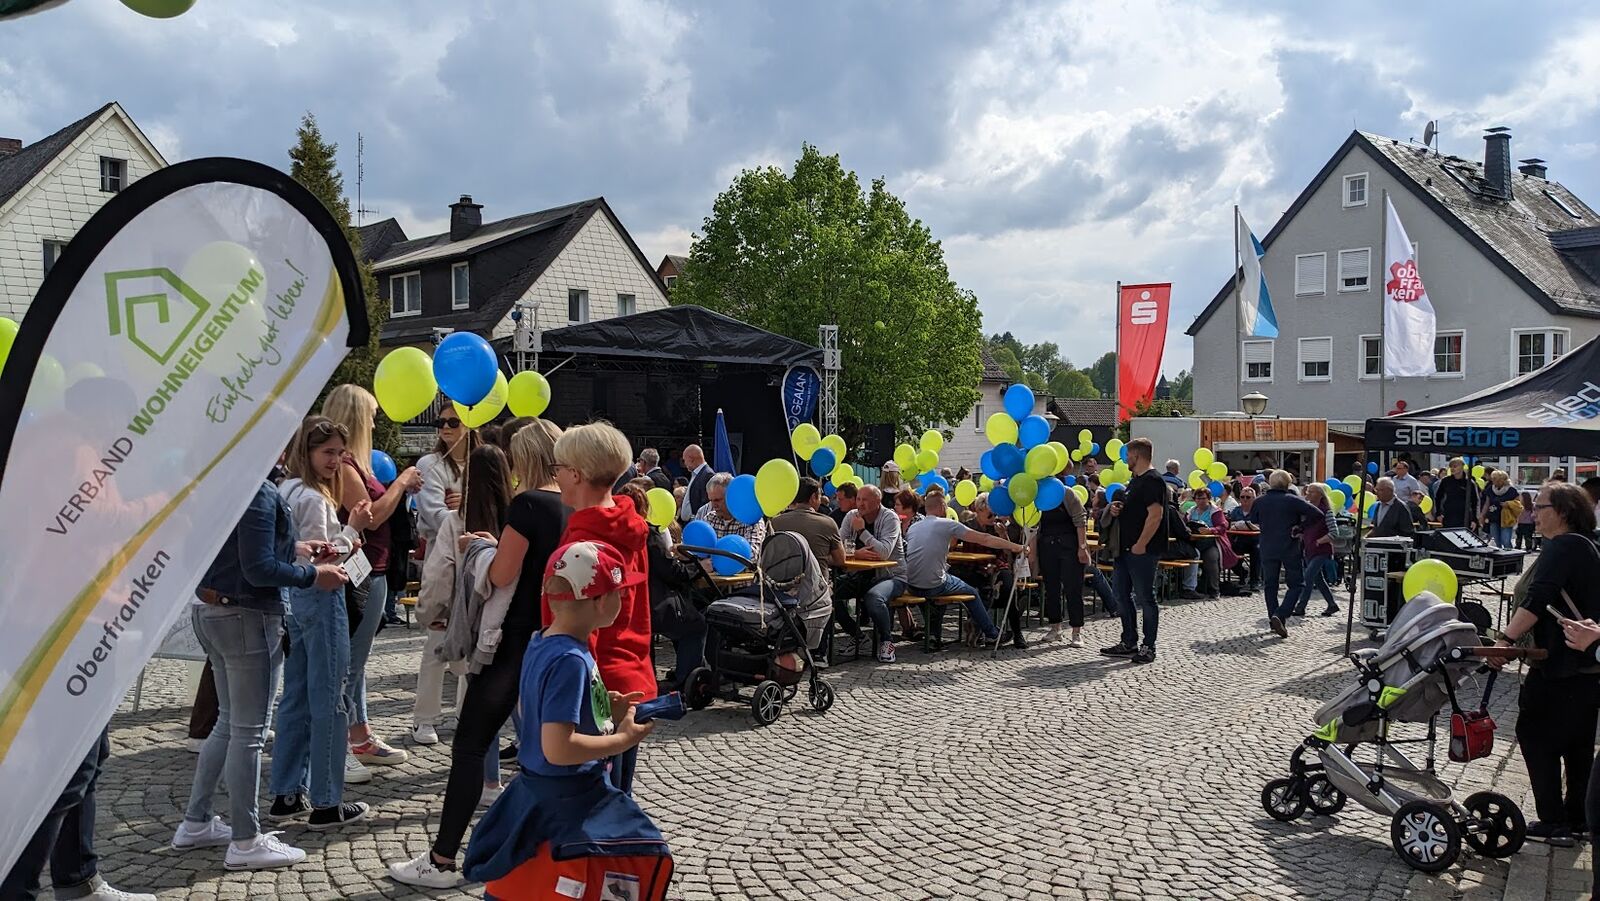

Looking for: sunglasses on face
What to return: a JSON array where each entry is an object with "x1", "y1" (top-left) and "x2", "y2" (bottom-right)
[{"x1": 438, "y1": 418, "x2": 462, "y2": 429}]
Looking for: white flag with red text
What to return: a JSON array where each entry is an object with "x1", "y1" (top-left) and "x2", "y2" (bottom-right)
[{"x1": 1383, "y1": 195, "x2": 1437, "y2": 377}]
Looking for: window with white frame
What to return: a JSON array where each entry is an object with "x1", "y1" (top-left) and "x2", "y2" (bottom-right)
[
  {"x1": 389, "y1": 272, "x2": 421, "y2": 317},
  {"x1": 1513, "y1": 328, "x2": 1569, "y2": 377},
  {"x1": 1242, "y1": 339, "x2": 1273, "y2": 382},
  {"x1": 1343, "y1": 173, "x2": 1368, "y2": 207},
  {"x1": 1359, "y1": 335, "x2": 1384, "y2": 378},
  {"x1": 663, "y1": 275, "x2": 677, "y2": 289},
  {"x1": 99, "y1": 157, "x2": 125, "y2": 193},
  {"x1": 617, "y1": 293, "x2": 635, "y2": 317},
  {"x1": 451, "y1": 262, "x2": 470, "y2": 310},
  {"x1": 973, "y1": 403, "x2": 985, "y2": 432},
  {"x1": 567, "y1": 289, "x2": 589, "y2": 323},
  {"x1": 1433, "y1": 331, "x2": 1464, "y2": 376},
  {"x1": 1337, "y1": 248, "x2": 1371, "y2": 292},
  {"x1": 1298, "y1": 337, "x2": 1332, "y2": 381},
  {"x1": 42, "y1": 239, "x2": 67, "y2": 275},
  {"x1": 1294, "y1": 253, "x2": 1326, "y2": 296}
]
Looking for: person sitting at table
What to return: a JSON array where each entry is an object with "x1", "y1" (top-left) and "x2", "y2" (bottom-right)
[
  {"x1": 837, "y1": 485, "x2": 908, "y2": 659},
  {"x1": 1185, "y1": 487, "x2": 1235, "y2": 600},
  {"x1": 1404, "y1": 486, "x2": 1431, "y2": 532},
  {"x1": 958, "y1": 493, "x2": 1026, "y2": 649},
  {"x1": 695, "y1": 472, "x2": 766, "y2": 557},
  {"x1": 829, "y1": 482, "x2": 858, "y2": 525},
  {"x1": 1227, "y1": 485, "x2": 1261, "y2": 590}
]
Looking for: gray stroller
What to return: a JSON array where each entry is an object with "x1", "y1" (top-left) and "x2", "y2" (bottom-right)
[{"x1": 1261, "y1": 592, "x2": 1537, "y2": 873}]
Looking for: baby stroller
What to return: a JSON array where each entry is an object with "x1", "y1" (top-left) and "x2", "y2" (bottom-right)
[
  {"x1": 682, "y1": 532, "x2": 836, "y2": 727},
  {"x1": 1260, "y1": 592, "x2": 1540, "y2": 873}
]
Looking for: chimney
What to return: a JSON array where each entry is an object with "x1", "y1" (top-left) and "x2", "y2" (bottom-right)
[
  {"x1": 449, "y1": 194, "x2": 483, "y2": 241},
  {"x1": 1518, "y1": 158, "x2": 1548, "y2": 179},
  {"x1": 1483, "y1": 127, "x2": 1512, "y2": 200},
  {"x1": 0, "y1": 138, "x2": 21, "y2": 159}
]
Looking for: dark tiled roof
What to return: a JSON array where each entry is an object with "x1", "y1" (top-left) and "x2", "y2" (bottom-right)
[
  {"x1": 1187, "y1": 130, "x2": 1600, "y2": 334},
  {"x1": 372, "y1": 198, "x2": 595, "y2": 270},
  {"x1": 354, "y1": 217, "x2": 407, "y2": 262},
  {"x1": 0, "y1": 102, "x2": 111, "y2": 207},
  {"x1": 978, "y1": 346, "x2": 1008, "y2": 381},
  {"x1": 666, "y1": 254, "x2": 689, "y2": 270},
  {"x1": 1050, "y1": 398, "x2": 1118, "y2": 426}
]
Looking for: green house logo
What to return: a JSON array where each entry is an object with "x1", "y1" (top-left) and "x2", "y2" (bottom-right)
[{"x1": 104, "y1": 268, "x2": 210, "y2": 365}]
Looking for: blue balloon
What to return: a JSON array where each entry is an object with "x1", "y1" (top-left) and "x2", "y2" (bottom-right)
[
  {"x1": 917, "y1": 473, "x2": 951, "y2": 496},
  {"x1": 1207, "y1": 480, "x2": 1225, "y2": 497},
  {"x1": 822, "y1": 481, "x2": 837, "y2": 498},
  {"x1": 1325, "y1": 478, "x2": 1343, "y2": 492},
  {"x1": 370, "y1": 449, "x2": 398, "y2": 485},
  {"x1": 1105, "y1": 482, "x2": 1123, "y2": 502},
  {"x1": 809, "y1": 447, "x2": 837, "y2": 479},
  {"x1": 1063, "y1": 474, "x2": 1076, "y2": 487},
  {"x1": 1119, "y1": 445, "x2": 1128, "y2": 463},
  {"x1": 989, "y1": 484, "x2": 1016, "y2": 517},
  {"x1": 992, "y1": 443, "x2": 1025, "y2": 479},
  {"x1": 1367, "y1": 502, "x2": 1379, "y2": 519},
  {"x1": 713, "y1": 534, "x2": 753, "y2": 576},
  {"x1": 1035, "y1": 476, "x2": 1066, "y2": 511},
  {"x1": 979, "y1": 449, "x2": 1002, "y2": 481},
  {"x1": 1003, "y1": 383, "x2": 1035, "y2": 421},
  {"x1": 682, "y1": 520, "x2": 717, "y2": 557},
  {"x1": 433, "y1": 332, "x2": 499, "y2": 405},
  {"x1": 1367, "y1": 462, "x2": 1379, "y2": 475},
  {"x1": 726, "y1": 474, "x2": 764, "y2": 525},
  {"x1": 1018, "y1": 415, "x2": 1051, "y2": 449}
]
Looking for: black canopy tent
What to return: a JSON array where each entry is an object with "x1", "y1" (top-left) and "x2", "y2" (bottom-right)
[
  {"x1": 499, "y1": 305, "x2": 823, "y2": 474},
  {"x1": 1364, "y1": 335, "x2": 1600, "y2": 458}
]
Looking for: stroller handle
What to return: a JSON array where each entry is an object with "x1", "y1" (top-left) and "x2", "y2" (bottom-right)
[
  {"x1": 680, "y1": 545, "x2": 756, "y2": 571},
  {"x1": 1471, "y1": 646, "x2": 1548, "y2": 661}
]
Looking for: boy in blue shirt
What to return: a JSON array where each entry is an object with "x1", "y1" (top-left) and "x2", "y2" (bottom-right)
[{"x1": 464, "y1": 541, "x2": 674, "y2": 900}]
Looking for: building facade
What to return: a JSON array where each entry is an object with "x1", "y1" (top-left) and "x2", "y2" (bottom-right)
[{"x1": 0, "y1": 102, "x2": 167, "y2": 320}]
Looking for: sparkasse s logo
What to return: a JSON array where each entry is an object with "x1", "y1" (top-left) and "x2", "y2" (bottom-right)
[
  {"x1": 1130, "y1": 289, "x2": 1159, "y2": 325},
  {"x1": 104, "y1": 268, "x2": 210, "y2": 365}
]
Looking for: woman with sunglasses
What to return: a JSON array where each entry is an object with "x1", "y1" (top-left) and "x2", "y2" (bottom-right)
[
  {"x1": 323, "y1": 385, "x2": 422, "y2": 782},
  {"x1": 268, "y1": 417, "x2": 373, "y2": 829},
  {"x1": 411, "y1": 412, "x2": 474, "y2": 745}
]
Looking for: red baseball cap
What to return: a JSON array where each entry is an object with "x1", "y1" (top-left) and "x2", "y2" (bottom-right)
[{"x1": 543, "y1": 540, "x2": 646, "y2": 601}]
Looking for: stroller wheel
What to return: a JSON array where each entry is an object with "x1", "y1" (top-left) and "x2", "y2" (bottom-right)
[
  {"x1": 1261, "y1": 778, "x2": 1306, "y2": 822},
  {"x1": 1303, "y1": 774, "x2": 1346, "y2": 815},
  {"x1": 1391, "y1": 800, "x2": 1462, "y2": 872},
  {"x1": 1462, "y1": 791, "x2": 1526, "y2": 858},
  {"x1": 685, "y1": 667, "x2": 717, "y2": 711},
  {"x1": 751, "y1": 681, "x2": 784, "y2": 727},
  {"x1": 809, "y1": 681, "x2": 836, "y2": 713}
]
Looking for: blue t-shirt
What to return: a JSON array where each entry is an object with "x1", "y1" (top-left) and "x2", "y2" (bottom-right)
[{"x1": 517, "y1": 632, "x2": 613, "y2": 776}]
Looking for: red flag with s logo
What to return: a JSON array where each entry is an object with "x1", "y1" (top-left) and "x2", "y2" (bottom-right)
[{"x1": 1116, "y1": 283, "x2": 1171, "y2": 422}]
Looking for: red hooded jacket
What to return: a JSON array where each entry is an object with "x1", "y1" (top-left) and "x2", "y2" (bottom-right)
[{"x1": 547, "y1": 494, "x2": 656, "y2": 700}]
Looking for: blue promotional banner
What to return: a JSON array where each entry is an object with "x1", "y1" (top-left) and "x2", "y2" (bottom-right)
[{"x1": 781, "y1": 365, "x2": 820, "y2": 432}]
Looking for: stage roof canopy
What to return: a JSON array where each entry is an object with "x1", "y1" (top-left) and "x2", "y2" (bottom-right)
[{"x1": 538, "y1": 305, "x2": 822, "y2": 369}]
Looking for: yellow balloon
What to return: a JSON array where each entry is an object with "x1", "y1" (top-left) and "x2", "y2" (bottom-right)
[
  {"x1": 507, "y1": 370, "x2": 552, "y2": 418},
  {"x1": 1206, "y1": 461, "x2": 1228, "y2": 481},
  {"x1": 979, "y1": 475, "x2": 996, "y2": 491},
  {"x1": 1025, "y1": 445, "x2": 1057, "y2": 478},
  {"x1": 374, "y1": 347, "x2": 438, "y2": 422},
  {"x1": 181, "y1": 241, "x2": 272, "y2": 377},
  {"x1": 954, "y1": 479, "x2": 978, "y2": 506},
  {"x1": 1419, "y1": 494, "x2": 1433, "y2": 514},
  {"x1": 1470, "y1": 464, "x2": 1485, "y2": 479},
  {"x1": 946, "y1": 508, "x2": 960, "y2": 521},
  {"x1": 1193, "y1": 447, "x2": 1215, "y2": 469},
  {"x1": 893, "y1": 443, "x2": 917, "y2": 472},
  {"x1": 1343, "y1": 475, "x2": 1365, "y2": 498},
  {"x1": 1078, "y1": 429, "x2": 1092, "y2": 444},
  {"x1": 1070, "y1": 448, "x2": 1085, "y2": 462},
  {"x1": 1015, "y1": 504, "x2": 1042, "y2": 528},
  {"x1": 0, "y1": 316, "x2": 16, "y2": 376},
  {"x1": 1329, "y1": 488, "x2": 1346, "y2": 510},
  {"x1": 920, "y1": 429, "x2": 944, "y2": 453},
  {"x1": 1048, "y1": 441, "x2": 1071, "y2": 473},
  {"x1": 1009, "y1": 473, "x2": 1038, "y2": 505},
  {"x1": 1188, "y1": 470, "x2": 1206, "y2": 489},
  {"x1": 986, "y1": 412, "x2": 1019, "y2": 446},
  {"x1": 791, "y1": 423, "x2": 822, "y2": 458},
  {"x1": 453, "y1": 370, "x2": 508, "y2": 428},
  {"x1": 1071, "y1": 484, "x2": 1089, "y2": 504},
  {"x1": 831, "y1": 463, "x2": 854, "y2": 484},
  {"x1": 1402, "y1": 558, "x2": 1458, "y2": 603},
  {"x1": 65, "y1": 361, "x2": 105, "y2": 386},
  {"x1": 1105, "y1": 438, "x2": 1124, "y2": 460},
  {"x1": 820, "y1": 434, "x2": 847, "y2": 462},
  {"x1": 756, "y1": 458, "x2": 800, "y2": 517},
  {"x1": 645, "y1": 487, "x2": 676, "y2": 528},
  {"x1": 29, "y1": 354, "x2": 65, "y2": 408}
]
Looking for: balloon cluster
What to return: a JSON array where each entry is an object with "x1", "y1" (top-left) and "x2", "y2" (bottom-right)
[
  {"x1": 896, "y1": 429, "x2": 951, "y2": 496},
  {"x1": 972, "y1": 384, "x2": 1077, "y2": 527},
  {"x1": 372, "y1": 333, "x2": 552, "y2": 427},
  {"x1": 791, "y1": 424, "x2": 859, "y2": 499}
]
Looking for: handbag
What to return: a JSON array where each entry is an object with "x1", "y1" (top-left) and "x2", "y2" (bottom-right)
[{"x1": 1447, "y1": 670, "x2": 1497, "y2": 763}]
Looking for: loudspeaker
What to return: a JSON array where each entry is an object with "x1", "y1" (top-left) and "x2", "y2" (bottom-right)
[{"x1": 864, "y1": 424, "x2": 895, "y2": 465}]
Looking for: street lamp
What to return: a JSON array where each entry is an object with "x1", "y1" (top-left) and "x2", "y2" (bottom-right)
[{"x1": 1241, "y1": 392, "x2": 1269, "y2": 417}]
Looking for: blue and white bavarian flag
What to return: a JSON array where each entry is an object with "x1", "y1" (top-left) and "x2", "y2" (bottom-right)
[{"x1": 1236, "y1": 211, "x2": 1278, "y2": 338}]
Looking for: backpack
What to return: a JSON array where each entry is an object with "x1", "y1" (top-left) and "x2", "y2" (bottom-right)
[{"x1": 1326, "y1": 508, "x2": 1357, "y2": 553}]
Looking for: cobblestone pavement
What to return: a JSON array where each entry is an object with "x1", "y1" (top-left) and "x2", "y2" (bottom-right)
[{"x1": 57, "y1": 581, "x2": 1570, "y2": 900}]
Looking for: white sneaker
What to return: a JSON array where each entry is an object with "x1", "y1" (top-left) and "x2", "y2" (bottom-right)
[
  {"x1": 185, "y1": 737, "x2": 206, "y2": 753},
  {"x1": 224, "y1": 832, "x2": 306, "y2": 871},
  {"x1": 171, "y1": 816, "x2": 231, "y2": 850},
  {"x1": 344, "y1": 753, "x2": 373, "y2": 785},
  {"x1": 876, "y1": 641, "x2": 896, "y2": 663},
  {"x1": 388, "y1": 852, "x2": 464, "y2": 889},
  {"x1": 82, "y1": 877, "x2": 157, "y2": 901},
  {"x1": 479, "y1": 784, "x2": 503, "y2": 807},
  {"x1": 412, "y1": 724, "x2": 439, "y2": 745}
]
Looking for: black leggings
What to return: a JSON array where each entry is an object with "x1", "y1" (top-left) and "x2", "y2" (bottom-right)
[
  {"x1": 1037, "y1": 534, "x2": 1086, "y2": 628},
  {"x1": 1516, "y1": 667, "x2": 1598, "y2": 829},
  {"x1": 432, "y1": 628, "x2": 531, "y2": 860}
]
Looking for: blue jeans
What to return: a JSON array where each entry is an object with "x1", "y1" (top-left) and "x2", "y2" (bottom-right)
[
  {"x1": 862, "y1": 577, "x2": 908, "y2": 641},
  {"x1": 1261, "y1": 554, "x2": 1304, "y2": 621},
  {"x1": 345, "y1": 571, "x2": 387, "y2": 730},
  {"x1": 1, "y1": 730, "x2": 108, "y2": 900},
  {"x1": 1289, "y1": 556, "x2": 1337, "y2": 616},
  {"x1": 1490, "y1": 524, "x2": 1514, "y2": 549},
  {"x1": 185, "y1": 605, "x2": 283, "y2": 841},
  {"x1": 270, "y1": 587, "x2": 350, "y2": 809},
  {"x1": 910, "y1": 573, "x2": 1000, "y2": 638},
  {"x1": 1113, "y1": 552, "x2": 1159, "y2": 649},
  {"x1": 1091, "y1": 567, "x2": 1117, "y2": 615},
  {"x1": 673, "y1": 631, "x2": 707, "y2": 687}
]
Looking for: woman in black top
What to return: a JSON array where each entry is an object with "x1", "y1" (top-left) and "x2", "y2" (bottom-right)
[
  {"x1": 1029, "y1": 471, "x2": 1090, "y2": 647},
  {"x1": 1435, "y1": 457, "x2": 1479, "y2": 530},
  {"x1": 1489, "y1": 482, "x2": 1600, "y2": 848}
]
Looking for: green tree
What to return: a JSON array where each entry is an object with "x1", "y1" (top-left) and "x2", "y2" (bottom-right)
[
  {"x1": 1170, "y1": 369, "x2": 1194, "y2": 401},
  {"x1": 1088, "y1": 352, "x2": 1117, "y2": 398},
  {"x1": 1048, "y1": 368, "x2": 1099, "y2": 399},
  {"x1": 288, "y1": 113, "x2": 395, "y2": 452},
  {"x1": 676, "y1": 144, "x2": 982, "y2": 440},
  {"x1": 987, "y1": 342, "x2": 1024, "y2": 384}
]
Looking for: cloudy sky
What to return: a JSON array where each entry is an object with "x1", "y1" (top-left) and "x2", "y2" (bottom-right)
[{"x1": 4, "y1": 0, "x2": 1599, "y2": 375}]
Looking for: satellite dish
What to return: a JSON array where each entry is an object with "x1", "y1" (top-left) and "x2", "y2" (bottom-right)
[{"x1": 1423, "y1": 120, "x2": 1438, "y2": 151}]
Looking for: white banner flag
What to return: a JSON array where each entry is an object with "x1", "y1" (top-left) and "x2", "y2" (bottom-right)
[
  {"x1": 0, "y1": 158, "x2": 366, "y2": 874},
  {"x1": 1383, "y1": 195, "x2": 1437, "y2": 377}
]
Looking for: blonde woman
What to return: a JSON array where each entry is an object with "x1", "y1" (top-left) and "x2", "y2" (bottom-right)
[
  {"x1": 268, "y1": 417, "x2": 373, "y2": 830},
  {"x1": 322, "y1": 385, "x2": 421, "y2": 778}
]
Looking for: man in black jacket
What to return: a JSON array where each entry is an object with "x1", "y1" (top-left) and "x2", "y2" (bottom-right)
[
  {"x1": 1435, "y1": 457, "x2": 1479, "y2": 529},
  {"x1": 1368, "y1": 477, "x2": 1418, "y2": 539},
  {"x1": 638, "y1": 448, "x2": 672, "y2": 491},
  {"x1": 678, "y1": 444, "x2": 714, "y2": 522},
  {"x1": 1247, "y1": 470, "x2": 1322, "y2": 638}
]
